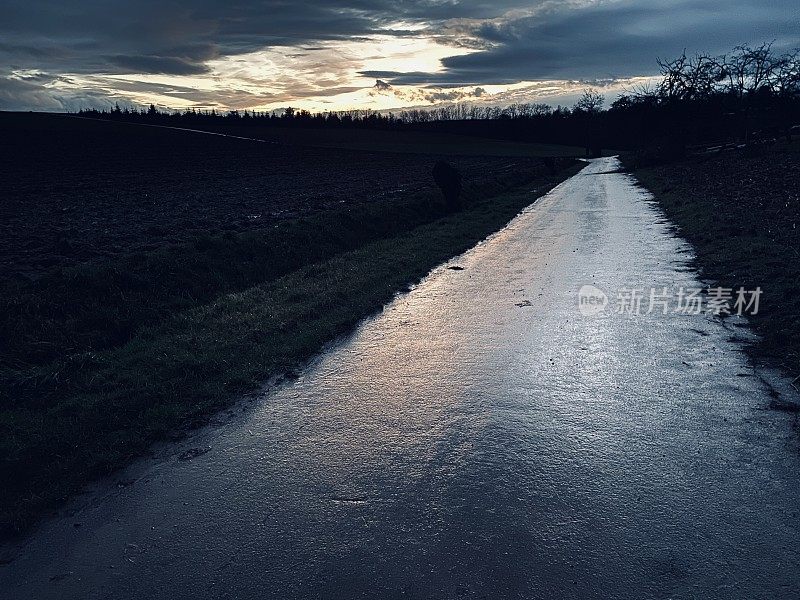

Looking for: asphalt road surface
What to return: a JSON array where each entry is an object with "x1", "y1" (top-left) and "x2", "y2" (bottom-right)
[{"x1": 3, "y1": 157, "x2": 799, "y2": 599}]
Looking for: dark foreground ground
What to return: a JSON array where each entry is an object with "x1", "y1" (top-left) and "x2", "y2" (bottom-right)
[
  {"x1": 628, "y1": 141, "x2": 800, "y2": 386},
  {"x1": 0, "y1": 112, "x2": 581, "y2": 536}
]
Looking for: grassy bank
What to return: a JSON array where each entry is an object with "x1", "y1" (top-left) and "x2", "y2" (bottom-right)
[
  {"x1": 624, "y1": 143, "x2": 800, "y2": 381},
  {"x1": 0, "y1": 160, "x2": 581, "y2": 537}
]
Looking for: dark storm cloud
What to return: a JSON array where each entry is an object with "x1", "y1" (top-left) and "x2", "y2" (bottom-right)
[
  {"x1": 108, "y1": 55, "x2": 212, "y2": 76},
  {"x1": 0, "y1": 0, "x2": 548, "y2": 77},
  {"x1": 450, "y1": 0, "x2": 799, "y2": 83},
  {"x1": 2, "y1": 1, "x2": 344, "y2": 76},
  {"x1": 376, "y1": 0, "x2": 800, "y2": 86},
  {"x1": 360, "y1": 70, "x2": 451, "y2": 85},
  {"x1": 0, "y1": 0, "x2": 797, "y2": 109}
]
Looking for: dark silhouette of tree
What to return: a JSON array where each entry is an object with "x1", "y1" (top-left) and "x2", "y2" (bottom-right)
[
  {"x1": 573, "y1": 89, "x2": 605, "y2": 157},
  {"x1": 573, "y1": 89, "x2": 605, "y2": 114},
  {"x1": 74, "y1": 42, "x2": 799, "y2": 157}
]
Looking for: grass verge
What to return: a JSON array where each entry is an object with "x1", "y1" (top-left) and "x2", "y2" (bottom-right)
[
  {"x1": 623, "y1": 143, "x2": 800, "y2": 381},
  {"x1": 0, "y1": 161, "x2": 581, "y2": 538},
  {"x1": 0, "y1": 164, "x2": 549, "y2": 371}
]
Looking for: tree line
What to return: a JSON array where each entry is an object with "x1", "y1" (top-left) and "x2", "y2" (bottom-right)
[
  {"x1": 79, "y1": 98, "x2": 574, "y2": 126},
  {"x1": 78, "y1": 43, "x2": 800, "y2": 152}
]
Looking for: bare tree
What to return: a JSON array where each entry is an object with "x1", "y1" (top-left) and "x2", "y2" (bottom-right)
[
  {"x1": 574, "y1": 89, "x2": 605, "y2": 114},
  {"x1": 656, "y1": 51, "x2": 722, "y2": 102},
  {"x1": 773, "y1": 49, "x2": 800, "y2": 97},
  {"x1": 531, "y1": 103, "x2": 553, "y2": 116},
  {"x1": 722, "y1": 43, "x2": 777, "y2": 100}
]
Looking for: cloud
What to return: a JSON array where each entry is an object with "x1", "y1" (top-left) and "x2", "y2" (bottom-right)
[
  {"x1": 1, "y1": 0, "x2": 797, "y2": 110},
  {"x1": 418, "y1": 86, "x2": 487, "y2": 102},
  {"x1": 382, "y1": 0, "x2": 800, "y2": 85},
  {"x1": 0, "y1": 75, "x2": 69, "y2": 110},
  {"x1": 108, "y1": 55, "x2": 212, "y2": 76},
  {"x1": 361, "y1": 1, "x2": 800, "y2": 87},
  {"x1": 370, "y1": 77, "x2": 488, "y2": 104},
  {"x1": 0, "y1": 71, "x2": 121, "y2": 111}
]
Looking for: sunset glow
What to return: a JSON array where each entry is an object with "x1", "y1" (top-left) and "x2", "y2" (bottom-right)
[{"x1": 1, "y1": 0, "x2": 796, "y2": 111}]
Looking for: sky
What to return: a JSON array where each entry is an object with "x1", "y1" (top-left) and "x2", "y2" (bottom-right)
[{"x1": 1, "y1": 0, "x2": 798, "y2": 112}]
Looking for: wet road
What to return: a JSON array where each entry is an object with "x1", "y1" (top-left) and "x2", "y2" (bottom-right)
[{"x1": 3, "y1": 157, "x2": 799, "y2": 599}]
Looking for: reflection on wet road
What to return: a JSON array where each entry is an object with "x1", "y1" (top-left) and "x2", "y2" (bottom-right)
[{"x1": 3, "y1": 157, "x2": 799, "y2": 599}]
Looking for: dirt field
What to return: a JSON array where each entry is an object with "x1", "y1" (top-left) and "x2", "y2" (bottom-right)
[
  {"x1": 0, "y1": 113, "x2": 550, "y2": 280},
  {"x1": 192, "y1": 123, "x2": 588, "y2": 157}
]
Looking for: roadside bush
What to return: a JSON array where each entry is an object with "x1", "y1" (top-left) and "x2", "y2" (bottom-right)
[{"x1": 432, "y1": 160, "x2": 463, "y2": 211}]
